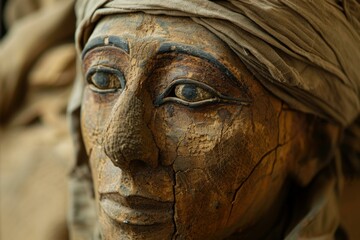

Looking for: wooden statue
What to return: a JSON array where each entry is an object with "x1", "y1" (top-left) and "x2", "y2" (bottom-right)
[{"x1": 79, "y1": 14, "x2": 342, "y2": 239}]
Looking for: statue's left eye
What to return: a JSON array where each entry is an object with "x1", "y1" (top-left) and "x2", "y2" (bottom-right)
[
  {"x1": 155, "y1": 79, "x2": 252, "y2": 108},
  {"x1": 155, "y1": 78, "x2": 245, "y2": 108},
  {"x1": 86, "y1": 67, "x2": 125, "y2": 93},
  {"x1": 174, "y1": 83, "x2": 213, "y2": 102}
]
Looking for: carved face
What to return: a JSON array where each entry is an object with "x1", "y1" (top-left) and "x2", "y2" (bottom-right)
[{"x1": 80, "y1": 14, "x2": 319, "y2": 239}]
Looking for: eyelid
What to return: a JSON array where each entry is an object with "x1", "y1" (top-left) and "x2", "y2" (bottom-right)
[
  {"x1": 85, "y1": 65, "x2": 126, "y2": 93},
  {"x1": 154, "y1": 79, "x2": 252, "y2": 107}
]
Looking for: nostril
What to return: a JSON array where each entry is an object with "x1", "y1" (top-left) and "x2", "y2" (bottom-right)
[{"x1": 129, "y1": 159, "x2": 149, "y2": 173}]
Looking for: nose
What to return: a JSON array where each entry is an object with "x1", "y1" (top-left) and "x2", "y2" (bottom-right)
[{"x1": 103, "y1": 90, "x2": 159, "y2": 169}]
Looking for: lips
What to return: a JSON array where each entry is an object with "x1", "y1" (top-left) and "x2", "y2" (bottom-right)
[{"x1": 100, "y1": 193, "x2": 173, "y2": 226}]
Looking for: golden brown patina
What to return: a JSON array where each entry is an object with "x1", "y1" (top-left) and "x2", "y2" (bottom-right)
[{"x1": 79, "y1": 14, "x2": 341, "y2": 239}]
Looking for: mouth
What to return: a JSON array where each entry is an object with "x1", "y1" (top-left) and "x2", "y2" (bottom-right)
[{"x1": 100, "y1": 193, "x2": 173, "y2": 226}]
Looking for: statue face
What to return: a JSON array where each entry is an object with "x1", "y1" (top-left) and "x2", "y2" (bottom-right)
[{"x1": 80, "y1": 14, "x2": 316, "y2": 239}]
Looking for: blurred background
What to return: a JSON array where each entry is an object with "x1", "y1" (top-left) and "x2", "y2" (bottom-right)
[
  {"x1": 0, "y1": 0, "x2": 359, "y2": 239},
  {"x1": 0, "y1": 0, "x2": 74, "y2": 239}
]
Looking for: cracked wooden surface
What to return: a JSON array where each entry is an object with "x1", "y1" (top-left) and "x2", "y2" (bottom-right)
[{"x1": 79, "y1": 13, "x2": 347, "y2": 240}]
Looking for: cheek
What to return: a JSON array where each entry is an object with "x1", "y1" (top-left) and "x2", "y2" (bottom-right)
[
  {"x1": 151, "y1": 101, "x2": 281, "y2": 237},
  {"x1": 152, "y1": 105, "x2": 237, "y2": 237},
  {"x1": 81, "y1": 88, "x2": 119, "y2": 152}
]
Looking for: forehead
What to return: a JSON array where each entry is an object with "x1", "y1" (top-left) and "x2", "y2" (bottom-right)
[{"x1": 89, "y1": 13, "x2": 238, "y2": 62}]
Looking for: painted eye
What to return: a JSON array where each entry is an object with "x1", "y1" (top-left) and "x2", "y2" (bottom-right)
[
  {"x1": 155, "y1": 79, "x2": 251, "y2": 108},
  {"x1": 90, "y1": 72, "x2": 120, "y2": 89},
  {"x1": 86, "y1": 67, "x2": 125, "y2": 93},
  {"x1": 174, "y1": 84, "x2": 213, "y2": 102}
]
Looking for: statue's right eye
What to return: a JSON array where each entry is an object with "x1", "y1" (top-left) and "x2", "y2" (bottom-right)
[{"x1": 86, "y1": 67, "x2": 125, "y2": 93}]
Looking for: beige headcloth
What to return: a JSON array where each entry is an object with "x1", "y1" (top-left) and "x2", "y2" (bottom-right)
[{"x1": 73, "y1": 0, "x2": 360, "y2": 127}]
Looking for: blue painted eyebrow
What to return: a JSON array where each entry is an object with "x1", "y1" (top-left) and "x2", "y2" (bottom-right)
[
  {"x1": 158, "y1": 43, "x2": 238, "y2": 84},
  {"x1": 82, "y1": 37, "x2": 239, "y2": 87},
  {"x1": 82, "y1": 35, "x2": 129, "y2": 59}
]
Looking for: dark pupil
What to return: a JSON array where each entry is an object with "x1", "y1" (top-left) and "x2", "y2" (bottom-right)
[
  {"x1": 181, "y1": 84, "x2": 198, "y2": 100},
  {"x1": 93, "y1": 72, "x2": 109, "y2": 88}
]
